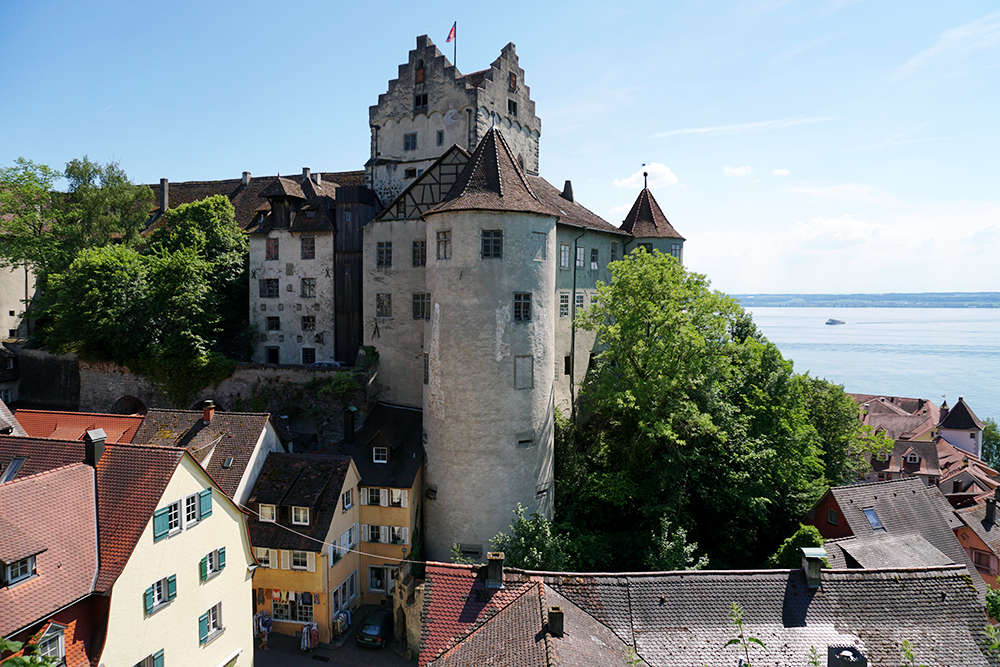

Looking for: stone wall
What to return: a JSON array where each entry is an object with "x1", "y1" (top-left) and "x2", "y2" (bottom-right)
[{"x1": 19, "y1": 348, "x2": 80, "y2": 409}]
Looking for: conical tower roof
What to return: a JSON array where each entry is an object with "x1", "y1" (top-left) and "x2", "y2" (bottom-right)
[
  {"x1": 428, "y1": 127, "x2": 556, "y2": 217},
  {"x1": 939, "y1": 396, "x2": 985, "y2": 431},
  {"x1": 620, "y1": 188, "x2": 684, "y2": 240}
]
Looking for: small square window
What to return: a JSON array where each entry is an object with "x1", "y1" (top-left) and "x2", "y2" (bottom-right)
[
  {"x1": 413, "y1": 293, "x2": 431, "y2": 320},
  {"x1": 342, "y1": 489, "x2": 353, "y2": 511},
  {"x1": 373, "y1": 447, "x2": 388, "y2": 464},
  {"x1": 301, "y1": 236, "x2": 315, "y2": 260},
  {"x1": 302, "y1": 316, "x2": 316, "y2": 331},
  {"x1": 376, "y1": 293, "x2": 392, "y2": 318},
  {"x1": 414, "y1": 93, "x2": 428, "y2": 110},
  {"x1": 413, "y1": 240, "x2": 427, "y2": 266},
  {"x1": 368, "y1": 487, "x2": 382, "y2": 506},
  {"x1": 377, "y1": 241, "x2": 393, "y2": 267},
  {"x1": 508, "y1": 99, "x2": 518, "y2": 116},
  {"x1": 259, "y1": 278, "x2": 279, "y2": 298},
  {"x1": 514, "y1": 293, "x2": 532, "y2": 321},
  {"x1": 827, "y1": 509, "x2": 838, "y2": 525},
  {"x1": 559, "y1": 293, "x2": 569, "y2": 317},
  {"x1": 292, "y1": 507, "x2": 310, "y2": 525},
  {"x1": 301, "y1": 348, "x2": 316, "y2": 365},
  {"x1": 481, "y1": 230, "x2": 503, "y2": 259},
  {"x1": 590, "y1": 248, "x2": 599, "y2": 270},
  {"x1": 259, "y1": 504, "x2": 276, "y2": 522},
  {"x1": 560, "y1": 244, "x2": 570, "y2": 269},
  {"x1": 301, "y1": 277, "x2": 316, "y2": 298},
  {"x1": 404, "y1": 168, "x2": 417, "y2": 179},
  {"x1": 437, "y1": 231, "x2": 451, "y2": 260},
  {"x1": 7, "y1": 555, "x2": 34, "y2": 585},
  {"x1": 266, "y1": 316, "x2": 281, "y2": 331},
  {"x1": 291, "y1": 550, "x2": 308, "y2": 569},
  {"x1": 437, "y1": 130, "x2": 444, "y2": 146},
  {"x1": 404, "y1": 133, "x2": 417, "y2": 151},
  {"x1": 265, "y1": 237, "x2": 279, "y2": 261}
]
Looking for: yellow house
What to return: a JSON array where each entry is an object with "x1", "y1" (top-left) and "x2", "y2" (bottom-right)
[{"x1": 248, "y1": 452, "x2": 361, "y2": 644}]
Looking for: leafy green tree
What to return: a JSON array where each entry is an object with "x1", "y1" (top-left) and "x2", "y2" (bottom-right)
[
  {"x1": 0, "y1": 158, "x2": 61, "y2": 274},
  {"x1": 766, "y1": 524, "x2": 825, "y2": 569},
  {"x1": 491, "y1": 503, "x2": 571, "y2": 571},
  {"x1": 646, "y1": 516, "x2": 709, "y2": 571},
  {"x1": 982, "y1": 418, "x2": 1000, "y2": 470}
]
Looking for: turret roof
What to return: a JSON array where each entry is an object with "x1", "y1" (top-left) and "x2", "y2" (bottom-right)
[
  {"x1": 620, "y1": 188, "x2": 684, "y2": 240},
  {"x1": 939, "y1": 396, "x2": 985, "y2": 431}
]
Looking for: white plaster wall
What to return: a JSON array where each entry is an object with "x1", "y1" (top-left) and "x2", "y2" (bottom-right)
[
  {"x1": 250, "y1": 230, "x2": 336, "y2": 365},
  {"x1": 941, "y1": 428, "x2": 982, "y2": 458},
  {"x1": 101, "y1": 456, "x2": 254, "y2": 667},
  {"x1": 362, "y1": 218, "x2": 427, "y2": 409},
  {"x1": 421, "y1": 210, "x2": 557, "y2": 560}
]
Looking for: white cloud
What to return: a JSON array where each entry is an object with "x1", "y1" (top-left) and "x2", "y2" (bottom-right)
[
  {"x1": 899, "y1": 10, "x2": 1000, "y2": 76},
  {"x1": 724, "y1": 165, "x2": 753, "y2": 177},
  {"x1": 772, "y1": 168, "x2": 790, "y2": 176},
  {"x1": 648, "y1": 116, "x2": 835, "y2": 141},
  {"x1": 607, "y1": 203, "x2": 632, "y2": 220},
  {"x1": 785, "y1": 182, "x2": 898, "y2": 206},
  {"x1": 613, "y1": 163, "x2": 678, "y2": 189}
]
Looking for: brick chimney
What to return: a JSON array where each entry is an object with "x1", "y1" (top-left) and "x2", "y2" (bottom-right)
[
  {"x1": 486, "y1": 552, "x2": 505, "y2": 589},
  {"x1": 85, "y1": 428, "x2": 107, "y2": 467},
  {"x1": 159, "y1": 178, "x2": 169, "y2": 213},
  {"x1": 202, "y1": 400, "x2": 215, "y2": 425},
  {"x1": 548, "y1": 606, "x2": 564, "y2": 637}
]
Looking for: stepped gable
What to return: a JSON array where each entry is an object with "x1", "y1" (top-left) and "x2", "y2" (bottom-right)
[
  {"x1": 939, "y1": 396, "x2": 985, "y2": 430},
  {"x1": 620, "y1": 188, "x2": 684, "y2": 239},
  {"x1": 429, "y1": 127, "x2": 555, "y2": 217}
]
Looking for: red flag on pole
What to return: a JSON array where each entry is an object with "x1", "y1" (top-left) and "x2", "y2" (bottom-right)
[{"x1": 446, "y1": 22, "x2": 456, "y2": 43}]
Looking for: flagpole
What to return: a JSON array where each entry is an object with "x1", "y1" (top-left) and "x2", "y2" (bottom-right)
[{"x1": 453, "y1": 22, "x2": 457, "y2": 68}]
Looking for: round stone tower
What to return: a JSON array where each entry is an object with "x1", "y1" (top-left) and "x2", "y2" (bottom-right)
[{"x1": 420, "y1": 127, "x2": 558, "y2": 560}]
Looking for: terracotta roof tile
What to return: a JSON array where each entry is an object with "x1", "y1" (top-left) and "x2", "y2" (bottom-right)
[
  {"x1": 527, "y1": 176, "x2": 628, "y2": 236},
  {"x1": 619, "y1": 189, "x2": 684, "y2": 240},
  {"x1": 14, "y1": 409, "x2": 143, "y2": 443},
  {"x1": 940, "y1": 396, "x2": 986, "y2": 431},
  {"x1": 320, "y1": 403, "x2": 424, "y2": 489},
  {"x1": 0, "y1": 463, "x2": 98, "y2": 636}
]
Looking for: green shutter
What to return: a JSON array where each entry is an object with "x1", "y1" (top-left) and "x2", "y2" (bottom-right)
[
  {"x1": 152, "y1": 650, "x2": 164, "y2": 667},
  {"x1": 217, "y1": 546, "x2": 226, "y2": 571},
  {"x1": 199, "y1": 489, "x2": 213, "y2": 518},
  {"x1": 199, "y1": 556, "x2": 208, "y2": 582},
  {"x1": 153, "y1": 508, "x2": 169, "y2": 542},
  {"x1": 144, "y1": 586, "x2": 154, "y2": 615},
  {"x1": 198, "y1": 612, "x2": 209, "y2": 644},
  {"x1": 166, "y1": 574, "x2": 177, "y2": 601}
]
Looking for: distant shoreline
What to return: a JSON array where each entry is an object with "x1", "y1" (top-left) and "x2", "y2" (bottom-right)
[{"x1": 733, "y1": 293, "x2": 1000, "y2": 308}]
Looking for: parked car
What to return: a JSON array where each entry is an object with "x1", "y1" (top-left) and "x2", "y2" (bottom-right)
[{"x1": 356, "y1": 609, "x2": 391, "y2": 648}]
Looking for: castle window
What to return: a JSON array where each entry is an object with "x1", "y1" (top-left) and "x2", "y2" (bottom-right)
[
  {"x1": 564, "y1": 356, "x2": 571, "y2": 376},
  {"x1": 576, "y1": 293, "x2": 585, "y2": 313},
  {"x1": 423, "y1": 353, "x2": 429, "y2": 385},
  {"x1": 413, "y1": 293, "x2": 431, "y2": 320},
  {"x1": 671, "y1": 243, "x2": 682, "y2": 259},
  {"x1": 560, "y1": 244, "x2": 570, "y2": 269},
  {"x1": 259, "y1": 279, "x2": 279, "y2": 299},
  {"x1": 508, "y1": 72, "x2": 517, "y2": 91},
  {"x1": 301, "y1": 348, "x2": 316, "y2": 365},
  {"x1": 559, "y1": 293, "x2": 569, "y2": 318},
  {"x1": 302, "y1": 316, "x2": 315, "y2": 331},
  {"x1": 481, "y1": 230, "x2": 503, "y2": 259},
  {"x1": 301, "y1": 236, "x2": 315, "y2": 260},
  {"x1": 437, "y1": 130, "x2": 444, "y2": 146},
  {"x1": 376, "y1": 293, "x2": 392, "y2": 318},
  {"x1": 404, "y1": 168, "x2": 417, "y2": 179},
  {"x1": 416, "y1": 60, "x2": 424, "y2": 83},
  {"x1": 413, "y1": 240, "x2": 426, "y2": 266},
  {"x1": 513, "y1": 293, "x2": 532, "y2": 321},
  {"x1": 414, "y1": 93, "x2": 428, "y2": 111},
  {"x1": 437, "y1": 231, "x2": 451, "y2": 260},
  {"x1": 508, "y1": 99, "x2": 518, "y2": 116},
  {"x1": 404, "y1": 133, "x2": 417, "y2": 151},
  {"x1": 266, "y1": 317, "x2": 281, "y2": 331},
  {"x1": 591, "y1": 248, "x2": 599, "y2": 270},
  {"x1": 265, "y1": 237, "x2": 279, "y2": 261},
  {"x1": 377, "y1": 241, "x2": 393, "y2": 267},
  {"x1": 301, "y1": 277, "x2": 316, "y2": 298},
  {"x1": 576, "y1": 246, "x2": 585, "y2": 268},
  {"x1": 531, "y1": 231, "x2": 546, "y2": 260},
  {"x1": 611, "y1": 241, "x2": 619, "y2": 262}
]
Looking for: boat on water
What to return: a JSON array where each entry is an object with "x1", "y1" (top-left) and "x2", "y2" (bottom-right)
[{"x1": 826, "y1": 318, "x2": 846, "y2": 325}]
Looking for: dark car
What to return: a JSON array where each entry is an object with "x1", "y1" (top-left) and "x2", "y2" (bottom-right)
[{"x1": 356, "y1": 609, "x2": 391, "y2": 648}]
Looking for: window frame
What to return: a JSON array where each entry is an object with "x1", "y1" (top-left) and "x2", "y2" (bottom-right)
[
  {"x1": 412, "y1": 240, "x2": 427, "y2": 266},
  {"x1": 292, "y1": 506, "x2": 310, "y2": 526},
  {"x1": 827, "y1": 509, "x2": 838, "y2": 526},
  {"x1": 412, "y1": 292, "x2": 431, "y2": 320},
  {"x1": 559, "y1": 293, "x2": 569, "y2": 318},
  {"x1": 300, "y1": 236, "x2": 316, "y2": 260},
  {"x1": 377, "y1": 241, "x2": 393, "y2": 267},
  {"x1": 513, "y1": 293, "x2": 532, "y2": 322},
  {"x1": 590, "y1": 248, "x2": 599, "y2": 270},
  {"x1": 342, "y1": 489, "x2": 353, "y2": 511},
  {"x1": 259, "y1": 504, "x2": 276, "y2": 522},
  {"x1": 7, "y1": 555, "x2": 34, "y2": 585},
  {"x1": 301, "y1": 348, "x2": 316, "y2": 365},
  {"x1": 265, "y1": 237, "x2": 279, "y2": 261},
  {"x1": 575, "y1": 245, "x2": 585, "y2": 268},
  {"x1": 373, "y1": 446, "x2": 388, "y2": 464},
  {"x1": 301, "y1": 315, "x2": 316, "y2": 331},
  {"x1": 200, "y1": 601, "x2": 224, "y2": 644},
  {"x1": 259, "y1": 278, "x2": 279, "y2": 299},
  {"x1": 266, "y1": 316, "x2": 281, "y2": 332},
  {"x1": 436, "y1": 230, "x2": 451, "y2": 260},
  {"x1": 481, "y1": 230, "x2": 503, "y2": 259},
  {"x1": 559, "y1": 243, "x2": 570, "y2": 269},
  {"x1": 36, "y1": 624, "x2": 65, "y2": 661},
  {"x1": 300, "y1": 277, "x2": 316, "y2": 298},
  {"x1": 184, "y1": 493, "x2": 201, "y2": 526},
  {"x1": 291, "y1": 550, "x2": 309, "y2": 570},
  {"x1": 376, "y1": 293, "x2": 392, "y2": 318},
  {"x1": 403, "y1": 133, "x2": 417, "y2": 151},
  {"x1": 611, "y1": 241, "x2": 619, "y2": 262},
  {"x1": 368, "y1": 487, "x2": 382, "y2": 506},
  {"x1": 436, "y1": 130, "x2": 444, "y2": 146}
]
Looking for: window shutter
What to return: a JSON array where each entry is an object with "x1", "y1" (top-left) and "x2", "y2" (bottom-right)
[
  {"x1": 361, "y1": 524, "x2": 368, "y2": 542},
  {"x1": 380, "y1": 488, "x2": 388, "y2": 507},
  {"x1": 307, "y1": 552, "x2": 316, "y2": 572},
  {"x1": 354, "y1": 522, "x2": 359, "y2": 545},
  {"x1": 269, "y1": 550, "x2": 279, "y2": 570},
  {"x1": 153, "y1": 508, "x2": 169, "y2": 542},
  {"x1": 401, "y1": 490, "x2": 408, "y2": 508},
  {"x1": 198, "y1": 612, "x2": 210, "y2": 644},
  {"x1": 167, "y1": 574, "x2": 177, "y2": 601},
  {"x1": 144, "y1": 586, "x2": 154, "y2": 615},
  {"x1": 360, "y1": 489, "x2": 367, "y2": 505},
  {"x1": 403, "y1": 527, "x2": 409, "y2": 545},
  {"x1": 218, "y1": 547, "x2": 226, "y2": 571},
  {"x1": 200, "y1": 556, "x2": 208, "y2": 582},
  {"x1": 199, "y1": 489, "x2": 213, "y2": 518},
  {"x1": 280, "y1": 550, "x2": 289, "y2": 570},
  {"x1": 327, "y1": 543, "x2": 333, "y2": 562},
  {"x1": 153, "y1": 650, "x2": 164, "y2": 667},
  {"x1": 381, "y1": 525, "x2": 389, "y2": 543}
]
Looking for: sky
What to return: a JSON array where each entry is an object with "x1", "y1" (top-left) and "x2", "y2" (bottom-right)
[{"x1": 1, "y1": 1, "x2": 998, "y2": 294}]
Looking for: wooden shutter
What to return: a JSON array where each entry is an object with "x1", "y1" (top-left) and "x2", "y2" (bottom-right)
[
  {"x1": 198, "y1": 612, "x2": 210, "y2": 644},
  {"x1": 152, "y1": 650, "x2": 164, "y2": 667},
  {"x1": 403, "y1": 527, "x2": 409, "y2": 545},
  {"x1": 360, "y1": 489, "x2": 367, "y2": 505},
  {"x1": 199, "y1": 489, "x2": 213, "y2": 518},
  {"x1": 218, "y1": 547, "x2": 226, "y2": 571},
  {"x1": 200, "y1": 556, "x2": 208, "y2": 582},
  {"x1": 269, "y1": 549, "x2": 279, "y2": 569},
  {"x1": 153, "y1": 508, "x2": 169, "y2": 542},
  {"x1": 361, "y1": 524, "x2": 368, "y2": 542},
  {"x1": 280, "y1": 549, "x2": 289, "y2": 570},
  {"x1": 380, "y1": 525, "x2": 389, "y2": 543},
  {"x1": 380, "y1": 488, "x2": 388, "y2": 506},
  {"x1": 307, "y1": 552, "x2": 316, "y2": 572},
  {"x1": 144, "y1": 586, "x2": 155, "y2": 615},
  {"x1": 354, "y1": 522, "x2": 359, "y2": 545},
  {"x1": 401, "y1": 490, "x2": 408, "y2": 508},
  {"x1": 166, "y1": 574, "x2": 177, "y2": 601}
]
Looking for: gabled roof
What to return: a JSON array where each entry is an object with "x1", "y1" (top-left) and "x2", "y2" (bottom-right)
[
  {"x1": 619, "y1": 188, "x2": 684, "y2": 240},
  {"x1": 939, "y1": 396, "x2": 985, "y2": 431},
  {"x1": 850, "y1": 393, "x2": 940, "y2": 440},
  {"x1": 0, "y1": 463, "x2": 98, "y2": 636},
  {"x1": 421, "y1": 561, "x2": 992, "y2": 667},
  {"x1": 322, "y1": 403, "x2": 424, "y2": 489},
  {"x1": 259, "y1": 176, "x2": 306, "y2": 200},
  {"x1": 247, "y1": 453, "x2": 352, "y2": 552},
  {"x1": 528, "y1": 176, "x2": 629, "y2": 236},
  {"x1": 428, "y1": 127, "x2": 555, "y2": 217},
  {"x1": 0, "y1": 436, "x2": 85, "y2": 480},
  {"x1": 14, "y1": 409, "x2": 143, "y2": 443},
  {"x1": 869, "y1": 438, "x2": 941, "y2": 477},
  {"x1": 376, "y1": 145, "x2": 471, "y2": 222},
  {"x1": 131, "y1": 409, "x2": 273, "y2": 500}
]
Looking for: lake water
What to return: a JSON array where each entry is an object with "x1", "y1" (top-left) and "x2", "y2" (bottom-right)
[{"x1": 745, "y1": 307, "x2": 1000, "y2": 423}]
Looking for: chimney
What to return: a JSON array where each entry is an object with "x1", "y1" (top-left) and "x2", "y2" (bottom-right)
[
  {"x1": 242, "y1": 171, "x2": 251, "y2": 187},
  {"x1": 314, "y1": 172, "x2": 322, "y2": 186},
  {"x1": 801, "y1": 547, "x2": 826, "y2": 589},
  {"x1": 343, "y1": 406, "x2": 357, "y2": 443},
  {"x1": 486, "y1": 551, "x2": 505, "y2": 589},
  {"x1": 560, "y1": 180, "x2": 574, "y2": 202},
  {"x1": 988, "y1": 497, "x2": 998, "y2": 525},
  {"x1": 159, "y1": 178, "x2": 169, "y2": 212},
  {"x1": 202, "y1": 400, "x2": 215, "y2": 425},
  {"x1": 548, "y1": 606, "x2": 564, "y2": 637},
  {"x1": 84, "y1": 428, "x2": 107, "y2": 467},
  {"x1": 302, "y1": 167, "x2": 311, "y2": 182}
]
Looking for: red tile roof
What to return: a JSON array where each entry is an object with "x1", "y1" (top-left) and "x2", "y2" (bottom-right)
[
  {"x1": 0, "y1": 463, "x2": 98, "y2": 636},
  {"x1": 14, "y1": 409, "x2": 143, "y2": 443},
  {"x1": 619, "y1": 188, "x2": 684, "y2": 240},
  {"x1": 940, "y1": 396, "x2": 985, "y2": 431}
]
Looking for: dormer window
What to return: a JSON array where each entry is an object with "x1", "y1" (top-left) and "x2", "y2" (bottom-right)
[
  {"x1": 5, "y1": 555, "x2": 35, "y2": 586},
  {"x1": 259, "y1": 504, "x2": 276, "y2": 522},
  {"x1": 36, "y1": 623, "x2": 65, "y2": 662},
  {"x1": 906, "y1": 452, "x2": 919, "y2": 464},
  {"x1": 292, "y1": 507, "x2": 310, "y2": 525},
  {"x1": 373, "y1": 446, "x2": 388, "y2": 464},
  {"x1": 879, "y1": 452, "x2": 890, "y2": 462}
]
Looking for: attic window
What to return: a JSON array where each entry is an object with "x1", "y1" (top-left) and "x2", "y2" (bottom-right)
[
  {"x1": 305, "y1": 210, "x2": 315, "y2": 219},
  {"x1": 863, "y1": 507, "x2": 885, "y2": 531},
  {"x1": 414, "y1": 94, "x2": 428, "y2": 111},
  {"x1": 222, "y1": 457, "x2": 234, "y2": 469},
  {"x1": 508, "y1": 99, "x2": 518, "y2": 117},
  {"x1": 373, "y1": 446, "x2": 388, "y2": 464},
  {"x1": 405, "y1": 168, "x2": 417, "y2": 179},
  {"x1": 292, "y1": 506, "x2": 310, "y2": 525},
  {"x1": 1, "y1": 457, "x2": 26, "y2": 482},
  {"x1": 906, "y1": 452, "x2": 919, "y2": 464},
  {"x1": 259, "y1": 504, "x2": 276, "y2": 522}
]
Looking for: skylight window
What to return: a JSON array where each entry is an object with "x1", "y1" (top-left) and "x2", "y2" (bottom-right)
[
  {"x1": 863, "y1": 507, "x2": 885, "y2": 531},
  {"x1": 1, "y1": 457, "x2": 26, "y2": 482}
]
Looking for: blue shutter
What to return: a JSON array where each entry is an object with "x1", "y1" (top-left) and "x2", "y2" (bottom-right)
[
  {"x1": 166, "y1": 574, "x2": 177, "y2": 601},
  {"x1": 199, "y1": 489, "x2": 213, "y2": 518},
  {"x1": 153, "y1": 508, "x2": 169, "y2": 542},
  {"x1": 198, "y1": 612, "x2": 209, "y2": 644},
  {"x1": 200, "y1": 556, "x2": 208, "y2": 582},
  {"x1": 144, "y1": 586, "x2": 154, "y2": 615},
  {"x1": 152, "y1": 650, "x2": 164, "y2": 667},
  {"x1": 218, "y1": 547, "x2": 226, "y2": 571}
]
